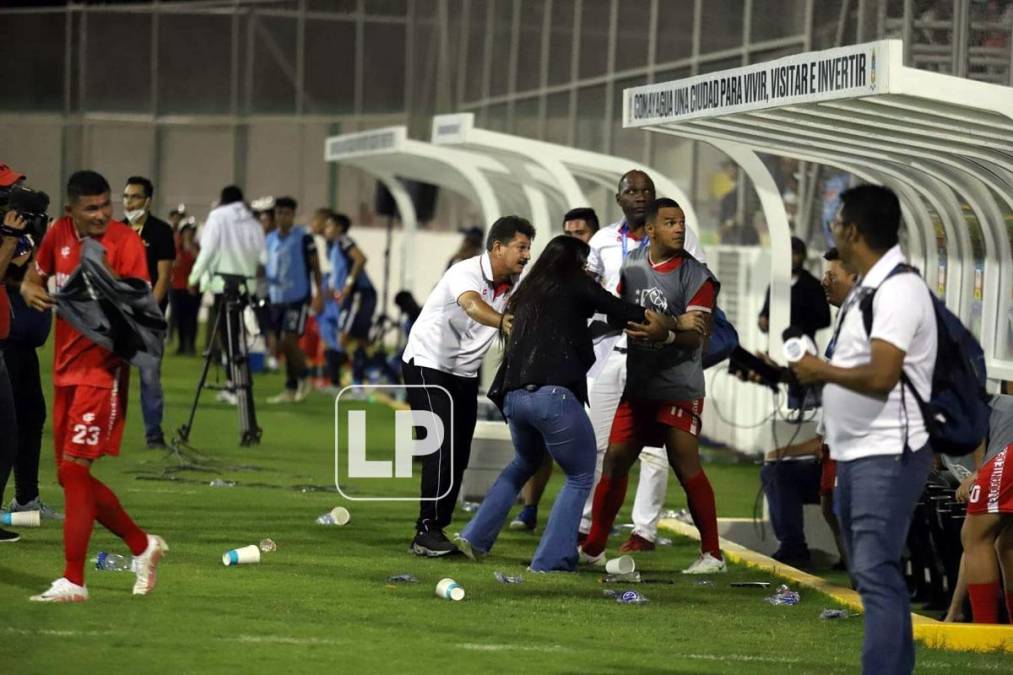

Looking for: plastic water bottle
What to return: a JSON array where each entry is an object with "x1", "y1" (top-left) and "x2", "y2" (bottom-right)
[{"x1": 94, "y1": 552, "x2": 133, "y2": 572}]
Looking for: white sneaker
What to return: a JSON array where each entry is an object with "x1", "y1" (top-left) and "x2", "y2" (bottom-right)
[
  {"x1": 267, "y1": 389, "x2": 298, "y2": 404},
  {"x1": 132, "y1": 534, "x2": 169, "y2": 595},
  {"x1": 216, "y1": 390, "x2": 239, "y2": 406},
  {"x1": 577, "y1": 545, "x2": 606, "y2": 567},
  {"x1": 30, "y1": 577, "x2": 88, "y2": 603},
  {"x1": 682, "y1": 552, "x2": 727, "y2": 575},
  {"x1": 452, "y1": 534, "x2": 484, "y2": 562}
]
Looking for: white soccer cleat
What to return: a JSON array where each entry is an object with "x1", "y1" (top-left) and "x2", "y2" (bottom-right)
[
  {"x1": 216, "y1": 390, "x2": 239, "y2": 406},
  {"x1": 682, "y1": 552, "x2": 727, "y2": 575},
  {"x1": 577, "y1": 545, "x2": 606, "y2": 567},
  {"x1": 30, "y1": 577, "x2": 88, "y2": 603},
  {"x1": 267, "y1": 389, "x2": 298, "y2": 404},
  {"x1": 295, "y1": 379, "x2": 314, "y2": 402},
  {"x1": 132, "y1": 534, "x2": 169, "y2": 596}
]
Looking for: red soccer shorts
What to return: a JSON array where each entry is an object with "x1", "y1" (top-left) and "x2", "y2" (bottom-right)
[
  {"x1": 53, "y1": 373, "x2": 129, "y2": 462},
  {"x1": 820, "y1": 443, "x2": 837, "y2": 495},
  {"x1": 609, "y1": 397, "x2": 704, "y2": 447},
  {"x1": 967, "y1": 445, "x2": 1012, "y2": 516}
]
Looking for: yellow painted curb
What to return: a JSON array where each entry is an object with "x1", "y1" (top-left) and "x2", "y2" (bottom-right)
[{"x1": 659, "y1": 518, "x2": 1013, "y2": 654}]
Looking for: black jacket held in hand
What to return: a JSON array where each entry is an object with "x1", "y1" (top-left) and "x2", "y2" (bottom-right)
[
  {"x1": 488, "y1": 274, "x2": 646, "y2": 411},
  {"x1": 54, "y1": 238, "x2": 168, "y2": 370}
]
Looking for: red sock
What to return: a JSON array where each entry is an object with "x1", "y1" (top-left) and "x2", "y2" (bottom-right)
[
  {"x1": 968, "y1": 582, "x2": 1001, "y2": 623},
  {"x1": 682, "y1": 470, "x2": 721, "y2": 559},
  {"x1": 58, "y1": 462, "x2": 96, "y2": 587},
  {"x1": 583, "y1": 474, "x2": 628, "y2": 556},
  {"x1": 91, "y1": 477, "x2": 147, "y2": 556}
]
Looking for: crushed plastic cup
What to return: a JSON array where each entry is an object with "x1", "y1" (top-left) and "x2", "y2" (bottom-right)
[
  {"x1": 604, "y1": 555, "x2": 636, "y2": 575},
  {"x1": 494, "y1": 571, "x2": 524, "y2": 584},
  {"x1": 820, "y1": 608, "x2": 851, "y2": 620},
  {"x1": 1, "y1": 510, "x2": 41, "y2": 527},
  {"x1": 603, "y1": 589, "x2": 649, "y2": 604},
  {"x1": 601, "y1": 571, "x2": 642, "y2": 584},
  {"x1": 765, "y1": 584, "x2": 801, "y2": 606},
  {"x1": 460, "y1": 501, "x2": 480, "y2": 513},
  {"x1": 209, "y1": 479, "x2": 236, "y2": 488},
  {"x1": 387, "y1": 574, "x2": 418, "y2": 583},
  {"x1": 316, "y1": 506, "x2": 350, "y2": 526},
  {"x1": 436, "y1": 577, "x2": 465, "y2": 601},
  {"x1": 222, "y1": 544, "x2": 261, "y2": 566},
  {"x1": 259, "y1": 538, "x2": 276, "y2": 553}
]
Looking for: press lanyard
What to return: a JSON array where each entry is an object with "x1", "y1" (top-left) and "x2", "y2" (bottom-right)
[{"x1": 619, "y1": 222, "x2": 648, "y2": 259}]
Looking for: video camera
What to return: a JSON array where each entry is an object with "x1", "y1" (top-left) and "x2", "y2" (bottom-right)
[{"x1": 0, "y1": 184, "x2": 50, "y2": 243}]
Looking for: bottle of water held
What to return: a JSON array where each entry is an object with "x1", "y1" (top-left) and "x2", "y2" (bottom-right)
[{"x1": 94, "y1": 552, "x2": 133, "y2": 572}]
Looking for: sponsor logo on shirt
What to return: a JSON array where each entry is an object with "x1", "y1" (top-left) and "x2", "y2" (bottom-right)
[
  {"x1": 83, "y1": 412, "x2": 96, "y2": 423},
  {"x1": 61, "y1": 245, "x2": 71, "y2": 258}
]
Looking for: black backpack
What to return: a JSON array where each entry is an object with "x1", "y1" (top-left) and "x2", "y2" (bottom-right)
[{"x1": 860, "y1": 264, "x2": 989, "y2": 456}]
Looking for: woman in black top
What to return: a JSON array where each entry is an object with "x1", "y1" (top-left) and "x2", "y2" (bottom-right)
[{"x1": 455, "y1": 235, "x2": 664, "y2": 571}]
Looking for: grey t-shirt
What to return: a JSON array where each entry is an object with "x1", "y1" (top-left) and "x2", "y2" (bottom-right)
[{"x1": 620, "y1": 248, "x2": 717, "y2": 401}]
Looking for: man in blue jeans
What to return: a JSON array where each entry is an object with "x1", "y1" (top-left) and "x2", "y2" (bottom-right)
[
  {"x1": 792, "y1": 185, "x2": 937, "y2": 674},
  {"x1": 122, "y1": 177, "x2": 175, "y2": 448}
]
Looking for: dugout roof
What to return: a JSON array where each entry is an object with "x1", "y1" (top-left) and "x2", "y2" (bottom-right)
[
  {"x1": 625, "y1": 40, "x2": 1013, "y2": 381},
  {"x1": 429, "y1": 113, "x2": 703, "y2": 249}
]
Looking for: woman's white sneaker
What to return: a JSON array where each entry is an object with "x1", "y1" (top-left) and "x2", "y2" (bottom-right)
[
  {"x1": 30, "y1": 578, "x2": 88, "y2": 603},
  {"x1": 132, "y1": 534, "x2": 169, "y2": 595},
  {"x1": 682, "y1": 552, "x2": 727, "y2": 574}
]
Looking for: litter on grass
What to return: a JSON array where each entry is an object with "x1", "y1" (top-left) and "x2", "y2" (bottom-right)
[
  {"x1": 209, "y1": 479, "x2": 236, "y2": 488},
  {"x1": 461, "y1": 501, "x2": 480, "y2": 513},
  {"x1": 601, "y1": 571, "x2": 642, "y2": 584},
  {"x1": 765, "y1": 585, "x2": 801, "y2": 606},
  {"x1": 259, "y1": 538, "x2": 276, "y2": 552},
  {"x1": 603, "y1": 589, "x2": 650, "y2": 604},
  {"x1": 387, "y1": 574, "x2": 418, "y2": 583},
  {"x1": 494, "y1": 571, "x2": 524, "y2": 584},
  {"x1": 820, "y1": 609, "x2": 852, "y2": 620}
]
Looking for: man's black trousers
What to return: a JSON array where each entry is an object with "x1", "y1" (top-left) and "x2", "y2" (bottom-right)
[{"x1": 401, "y1": 359, "x2": 479, "y2": 533}]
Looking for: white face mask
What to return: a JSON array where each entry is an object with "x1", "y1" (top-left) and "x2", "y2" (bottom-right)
[{"x1": 125, "y1": 207, "x2": 147, "y2": 224}]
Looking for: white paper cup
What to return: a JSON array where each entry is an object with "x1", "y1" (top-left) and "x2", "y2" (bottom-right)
[
  {"x1": 330, "y1": 507, "x2": 350, "y2": 526},
  {"x1": 436, "y1": 577, "x2": 465, "y2": 601},
  {"x1": 222, "y1": 544, "x2": 261, "y2": 566},
  {"x1": 2, "y1": 511, "x2": 41, "y2": 527},
  {"x1": 605, "y1": 555, "x2": 636, "y2": 575}
]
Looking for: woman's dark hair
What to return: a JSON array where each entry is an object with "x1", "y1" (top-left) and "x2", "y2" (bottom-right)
[{"x1": 505, "y1": 234, "x2": 590, "y2": 345}]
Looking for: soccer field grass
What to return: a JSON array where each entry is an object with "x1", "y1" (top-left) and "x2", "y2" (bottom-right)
[{"x1": 2, "y1": 348, "x2": 1008, "y2": 674}]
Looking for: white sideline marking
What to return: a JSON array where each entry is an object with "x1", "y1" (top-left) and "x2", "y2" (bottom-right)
[
  {"x1": 3, "y1": 628, "x2": 110, "y2": 638},
  {"x1": 921, "y1": 662, "x2": 1005, "y2": 671},
  {"x1": 455, "y1": 643, "x2": 571, "y2": 653},
  {"x1": 126, "y1": 488, "x2": 198, "y2": 495},
  {"x1": 228, "y1": 635, "x2": 341, "y2": 646},
  {"x1": 681, "y1": 653, "x2": 800, "y2": 665}
]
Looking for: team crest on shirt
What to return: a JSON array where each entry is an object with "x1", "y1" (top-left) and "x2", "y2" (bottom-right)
[
  {"x1": 636, "y1": 287, "x2": 670, "y2": 313},
  {"x1": 83, "y1": 412, "x2": 96, "y2": 423},
  {"x1": 61, "y1": 245, "x2": 71, "y2": 258}
]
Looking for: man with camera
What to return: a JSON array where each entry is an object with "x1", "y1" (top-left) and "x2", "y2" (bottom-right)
[
  {"x1": 123, "y1": 176, "x2": 175, "y2": 449},
  {"x1": 188, "y1": 185, "x2": 267, "y2": 405},
  {"x1": 0, "y1": 163, "x2": 59, "y2": 544}
]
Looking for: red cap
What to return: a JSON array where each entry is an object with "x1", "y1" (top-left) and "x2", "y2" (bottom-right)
[{"x1": 0, "y1": 163, "x2": 25, "y2": 187}]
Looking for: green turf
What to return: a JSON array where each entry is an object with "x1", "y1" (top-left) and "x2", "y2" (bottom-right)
[{"x1": 1, "y1": 344, "x2": 1007, "y2": 674}]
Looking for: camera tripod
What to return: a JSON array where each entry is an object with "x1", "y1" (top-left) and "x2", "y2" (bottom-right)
[{"x1": 174, "y1": 274, "x2": 262, "y2": 453}]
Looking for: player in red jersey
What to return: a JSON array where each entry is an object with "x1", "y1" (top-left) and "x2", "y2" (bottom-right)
[
  {"x1": 21, "y1": 170, "x2": 168, "y2": 603},
  {"x1": 959, "y1": 443, "x2": 1013, "y2": 623},
  {"x1": 581, "y1": 198, "x2": 723, "y2": 574}
]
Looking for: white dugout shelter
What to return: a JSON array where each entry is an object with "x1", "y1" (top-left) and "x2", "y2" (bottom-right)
[
  {"x1": 429, "y1": 112, "x2": 704, "y2": 252},
  {"x1": 324, "y1": 125, "x2": 554, "y2": 296},
  {"x1": 625, "y1": 39, "x2": 1013, "y2": 388}
]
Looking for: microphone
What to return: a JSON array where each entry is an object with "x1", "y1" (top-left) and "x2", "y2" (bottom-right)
[{"x1": 781, "y1": 326, "x2": 817, "y2": 364}]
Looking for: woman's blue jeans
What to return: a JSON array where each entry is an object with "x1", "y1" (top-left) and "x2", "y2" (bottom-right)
[{"x1": 460, "y1": 386, "x2": 596, "y2": 571}]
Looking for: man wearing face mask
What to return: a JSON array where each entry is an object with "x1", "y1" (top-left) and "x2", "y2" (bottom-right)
[{"x1": 122, "y1": 177, "x2": 175, "y2": 449}]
